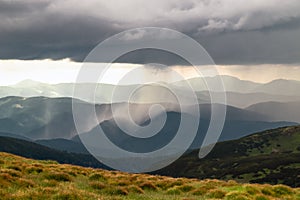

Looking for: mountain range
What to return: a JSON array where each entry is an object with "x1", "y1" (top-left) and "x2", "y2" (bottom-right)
[
  {"x1": 1, "y1": 76, "x2": 300, "y2": 108},
  {"x1": 0, "y1": 96, "x2": 296, "y2": 144}
]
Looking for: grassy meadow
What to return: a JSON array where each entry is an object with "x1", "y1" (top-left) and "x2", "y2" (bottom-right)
[{"x1": 0, "y1": 152, "x2": 299, "y2": 200}]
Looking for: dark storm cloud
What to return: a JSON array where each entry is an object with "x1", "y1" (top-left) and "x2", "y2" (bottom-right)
[
  {"x1": 0, "y1": 0, "x2": 50, "y2": 15},
  {"x1": 0, "y1": 0, "x2": 300, "y2": 64}
]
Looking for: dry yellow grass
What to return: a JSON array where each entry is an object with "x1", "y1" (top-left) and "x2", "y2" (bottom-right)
[{"x1": 0, "y1": 152, "x2": 299, "y2": 200}]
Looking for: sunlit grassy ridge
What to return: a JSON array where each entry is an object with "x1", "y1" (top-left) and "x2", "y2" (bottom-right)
[{"x1": 0, "y1": 152, "x2": 299, "y2": 200}]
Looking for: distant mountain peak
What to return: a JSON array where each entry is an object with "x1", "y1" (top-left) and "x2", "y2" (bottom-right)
[
  {"x1": 266, "y1": 78, "x2": 300, "y2": 84},
  {"x1": 14, "y1": 79, "x2": 43, "y2": 87}
]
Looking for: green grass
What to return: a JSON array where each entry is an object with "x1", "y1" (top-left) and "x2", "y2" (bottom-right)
[
  {"x1": 0, "y1": 152, "x2": 299, "y2": 199},
  {"x1": 158, "y1": 125, "x2": 300, "y2": 187}
]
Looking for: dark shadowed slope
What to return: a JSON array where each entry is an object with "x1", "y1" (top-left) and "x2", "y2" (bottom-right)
[
  {"x1": 0, "y1": 136, "x2": 107, "y2": 169},
  {"x1": 0, "y1": 132, "x2": 31, "y2": 141},
  {"x1": 156, "y1": 125, "x2": 300, "y2": 187},
  {"x1": 35, "y1": 138, "x2": 89, "y2": 154}
]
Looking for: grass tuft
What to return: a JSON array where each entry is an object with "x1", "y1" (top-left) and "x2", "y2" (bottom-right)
[
  {"x1": 272, "y1": 184, "x2": 294, "y2": 196},
  {"x1": 139, "y1": 181, "x2": 158, "y2": 191},
  {"x1": 127, "y1": 185, "x2": 144, "y2": 194},
  {"x1": 177, "y1": 184, "x2": 195, "y2": 192},
  {"x1": 244, "y1": 185, "x2": 260, "y2": 195},
  {"x1": 206, "y1": 189, "x2": 226, "y2": 199},
  {"x1": 26, "y1": 166, "x2": 43, "y2": 174},
  {"x1": 89, "y1": 173, "x2": 106, "y2": 182},
  {"x1": 166, "y1": 187, "x2": 182, "y2": 195},
  {"x1": 44, "y1": 172, "x2": 72, "y2": 182},
  {"x1": 16, "y1": 178, "x2": 35, "y2": 188},
  {"x1": 191, "y1": 187, "x2": 208, "y2": 196},
  {"x1": 105, "y1": 187, "x2": 129, "y2": 196},
  {"x1": 225, "y1": 191, "x2": 251, "y2": 200},
  {"x1": 90, "y1": 181, "x2": 106, "y2": 190},
  {"x1": 254, "y1": 195, "x2": 270, "y2": 200}
]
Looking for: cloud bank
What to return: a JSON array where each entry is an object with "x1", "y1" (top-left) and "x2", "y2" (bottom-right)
[{"x1": 0, "y1": 0, "x2": 300, "y2": 64}]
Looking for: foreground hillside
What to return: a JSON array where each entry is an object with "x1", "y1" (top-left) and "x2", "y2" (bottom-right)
[
  {"x1": 0, "y1": 152, "x2": 299, "y2": 200},
  {"x1": 0, "y1": 136, "x2": 105, "y2": 169},
  {"x1": 1, "y1": 126, "x2": 299, "y2": 188},
  {"x1": 158, "y1": 126, "x2": 300, "y2": 187}
]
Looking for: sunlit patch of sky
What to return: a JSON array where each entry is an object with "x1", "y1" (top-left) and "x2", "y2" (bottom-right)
[{"x1": 0, "y1": 59, "x2": 299, "y2": 86}]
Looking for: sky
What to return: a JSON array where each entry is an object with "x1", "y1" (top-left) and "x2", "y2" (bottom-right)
[
  {"x1": 1, "y1": 59, "x2": 300, "y2": 85},
  {"x1": 0, "y1": 0, "x2": 300, "y2": 84}
]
